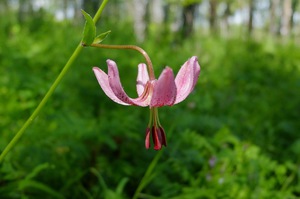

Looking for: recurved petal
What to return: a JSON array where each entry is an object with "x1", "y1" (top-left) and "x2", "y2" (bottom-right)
[
  {"x1": 136, "y1": 63, "x2": 149, "y2": 96},
  {"x1": 107, "y1": 60, "x2": 150, "y2": 107},
  {"x1": 174, "y1": 56, "x2": 200, "y2": 104},
  {"x1": 150, "y1": 67, "x2": 177, "y2": 107},
  {"x1": 93, "y1": 67, "x2": 130, "y2": 105}
]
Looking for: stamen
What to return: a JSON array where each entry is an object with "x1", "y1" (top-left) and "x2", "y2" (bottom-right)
[{"x1": 145, "y1": 107, "x2": 166, "y2": 150}]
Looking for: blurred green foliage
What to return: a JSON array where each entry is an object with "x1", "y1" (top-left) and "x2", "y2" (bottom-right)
[{"x1": 0, "y1": 9, "x2": 300, "y2": 199}]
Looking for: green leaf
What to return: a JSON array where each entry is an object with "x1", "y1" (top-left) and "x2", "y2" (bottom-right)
[
  {"x1": 93, "y1": 30, "x2": 111, "y2": 44},
  {"x1": 25, "y1": 162, "x2": 51, "y2": 180},
  {"x1": 116, "y1": 177, "x2": 129, "y2": 195},
  {"x1": 81, "y1": 9, "x2": 96, "y2": 46},
  {"x1": 18, "y1": 180, "x2": 64, "y2": 199}
]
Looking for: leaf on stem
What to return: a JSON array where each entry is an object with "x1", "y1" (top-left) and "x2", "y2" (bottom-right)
[
  {"x1": 81, "y1": 9, "x2": 96, "y2": 46},
  {"x1": 94, "y1": 30, "x2": 111, "y2": 44}
]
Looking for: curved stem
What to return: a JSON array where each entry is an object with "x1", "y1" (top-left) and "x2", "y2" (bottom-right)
[
  {"x1": 0, "y1": 0, "x2": 110, "y2": 163},
  {"x1": 90, "y1": 43, "x2": 155, "y2": 80}
]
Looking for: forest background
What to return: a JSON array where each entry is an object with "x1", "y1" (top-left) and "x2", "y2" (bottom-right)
[{"x1": 0, "y1": 0, "x2": 300, "y2": 198}]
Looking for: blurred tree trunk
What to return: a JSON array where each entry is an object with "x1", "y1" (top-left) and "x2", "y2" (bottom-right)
[
  {"x1": 132, "y1": 0, "x2": 148, "y2": 42},
  {"x1": 221, "y1": 1, "x2": 232, "y2": 37},
  {"x1": 248, "y1": 0, "x2": 255, "y2": 35},
  {"x1": 73, "y1": 0, "x2": 81, "y2": 21},
  {"x1": 148, "y1": 0, "x2": 165, "y2": 40},
  {"x1": 18, "y1": 0, "x2": 33, "y2": 24},
  {"x1": 0, "y1": 0, "x2": 9, "y2": 12},
  {"x1": 290, "y1": 0, "x2": 298, "y2": 33},
  {"x1": 82, "y1": 0, "x2": 99, "y2": 16},
  {"x1": 209, "y1": 0, "x2": 218, "y2": 34},
  {"x1": 269, "y1": 0, "x2": 280, "y2": 35},
  {"x1": 63, "y1": 0, "x2": 68, "y2": 19},
  {"x1": 150, "y1": 0, "x2": 164, "y2": 24},
  {"x1": 280, "y1": 0, "x2": 292, "y2": 36},
  {"x1": 144, "y1": 0, "x2": 151, "y2": 38},
  {"x1": 182, "y1": 3, "x2": 198, "y2": 38}
]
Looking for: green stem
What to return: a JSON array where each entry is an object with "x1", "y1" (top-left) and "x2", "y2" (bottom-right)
[
  {"x1": 132, "y1": 149, "x2": 164, "y2": 199},
  {"x1": 93, "y1": 0, "x2": 109, "y2": 24},
  {"x1": 0, "y1": 0, "x2": 110, "y2": 163}
]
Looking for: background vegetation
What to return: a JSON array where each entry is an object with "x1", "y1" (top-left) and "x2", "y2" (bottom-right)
[{"x1": 0, "y1": 0, "x2": 300, "y2": 198}]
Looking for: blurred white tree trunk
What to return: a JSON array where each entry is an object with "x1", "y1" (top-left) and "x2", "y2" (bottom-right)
[
  {"x1": 150, "y1": 0, "x2": 164, "y2": 24},
  {"x1": 131, "y1": 0, "x2": 147, "y2": 42},
  {"x1": 280, "y1": 0, "x2": 292, "y2": 36},
  {"x1": 269, "y1": 0, "x2": 280, "y2": 35}
]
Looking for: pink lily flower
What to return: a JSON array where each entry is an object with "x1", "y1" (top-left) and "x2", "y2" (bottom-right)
[{"x1": 93, "y1": 56, "x2": 200, "y2": 150}]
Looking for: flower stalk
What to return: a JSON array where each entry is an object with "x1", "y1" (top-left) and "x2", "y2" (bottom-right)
[{"x1": 90, "y1": 43, "x2": 155, "y2": 80}]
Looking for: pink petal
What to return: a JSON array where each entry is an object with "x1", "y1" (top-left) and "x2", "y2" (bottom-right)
[
  {"x1": 174, "y1": 56, "x2": 200, "y2": 104},
  {"x1": 107, "y1": 60, "x2": 151, "y2": 107},
  {"x1": 136, "y1": 63, "x2": 149, "y2": 96},
  {"x1": 150, "y1": 67, "x2": 177, "y2": 107},
  {"x1": 93, "y1": 67, "x2": 130, "y2": 105}
]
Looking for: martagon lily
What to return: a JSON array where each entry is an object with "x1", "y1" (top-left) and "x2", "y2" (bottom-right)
[{"x1": 92, "y1": 56, "x2": 200, "y2": 150}]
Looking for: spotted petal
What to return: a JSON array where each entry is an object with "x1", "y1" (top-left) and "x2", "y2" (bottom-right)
[
  {"x1": 174, "y1": 56, "x2": 200, "y2": 104},
  {"x1": 150, "y1": 67, "x2": 177, "y2": 107},
  {"x1": 93, "y1": 67, "x2": 130, "y2": 105},
  {"x1": 107, "y1": 60, "x2": 151, "y2": 107}
]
